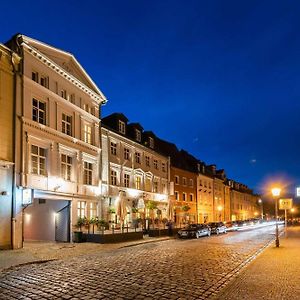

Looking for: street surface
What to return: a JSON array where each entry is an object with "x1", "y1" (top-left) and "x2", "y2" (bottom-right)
[{"x1": 0, "y1": 226, "x2": 276, "y2": 300}]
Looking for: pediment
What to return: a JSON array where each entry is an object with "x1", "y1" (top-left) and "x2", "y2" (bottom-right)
[{"x1": 21, "y1": 35, "x2": 104, "y2": 97}]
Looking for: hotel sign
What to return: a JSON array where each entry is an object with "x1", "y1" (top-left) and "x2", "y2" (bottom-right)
[
  {"x1": 296, "y1": 187, "x2": 300, "y2": 197},
  {"x1": 279, "y1": 198, "x2": 293, "y2": 210}
]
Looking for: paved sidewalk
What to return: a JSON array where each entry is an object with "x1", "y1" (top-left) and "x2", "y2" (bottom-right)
[
  {"x1": 0, "y1": 236, "x2": 171, "y2": 271},
  {"x1": 215, "y1": 226, "x2": 300, "y2": 300}
]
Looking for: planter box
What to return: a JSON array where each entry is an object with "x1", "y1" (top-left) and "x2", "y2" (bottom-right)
[
  {"x1": 148, "y1": 229, "x2": 169, "y2": 237},
  {"x1": 82, "y1": 232, "x2": 143, "y2": 244},
  {"x1": 73, "y1": 231, "x2": 84, "y2": 243}
]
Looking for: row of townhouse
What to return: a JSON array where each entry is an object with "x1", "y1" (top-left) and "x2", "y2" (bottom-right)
[{"x1": 0, "y1": 34, "x2": 259, "y2": 249}]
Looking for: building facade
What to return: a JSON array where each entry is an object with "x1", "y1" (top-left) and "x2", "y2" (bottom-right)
[
  {"x1": 7, "y1": 35, "x2": 106, "y2": 243},
  {"x1": 0, "y1": 44, "x2": 21, "y2": 249},
  {"x1": 101, "y1": 113, "x2": 170, "y2": 228}
]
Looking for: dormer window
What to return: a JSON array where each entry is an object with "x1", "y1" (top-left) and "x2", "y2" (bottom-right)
[
  {"x1": 119, "y1": 120, "x2": 126, "y2": 134},
  {"x1": 149, "y1": 137, "x2": 154, "y2": 149},
  {"x1": 135, "y1": 129, "x2": 141, "y2": 142}
]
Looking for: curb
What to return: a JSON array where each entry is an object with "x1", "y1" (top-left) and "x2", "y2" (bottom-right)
[{"x1": 0, "y1": 259, "x2": 57, "y2": 273}]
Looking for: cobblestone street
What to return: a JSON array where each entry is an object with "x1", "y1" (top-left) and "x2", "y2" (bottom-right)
[{"x1": 0, "y1": 226, "x2": 276, "y2": 300}]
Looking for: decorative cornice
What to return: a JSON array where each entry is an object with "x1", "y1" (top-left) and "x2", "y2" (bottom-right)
[
  {"x1": 22, "y1": 43, "x2": 107, "y2": 105},
  {"x1": 22, "y1": 117, "x2": 100, "y2": 154}
]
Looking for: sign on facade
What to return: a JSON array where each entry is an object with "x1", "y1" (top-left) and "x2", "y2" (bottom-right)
[
  {"x1": 296, "y1": 187, "x2": 300, "y2": 197},
  {"x1": 279, "y1": 198, "x2": 293, "y2": 210},
  {"x1": 22, "y1": 188, "x2": 33, "y2": 205}
]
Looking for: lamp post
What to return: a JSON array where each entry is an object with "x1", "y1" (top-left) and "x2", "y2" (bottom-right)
[
  {"x1": 291, "y1": 208, "x2": 295, "y2": 225},
  {"x1": 258, "y1": 199, "x2": 263, "y2": 220},
  {"x1": 271, "y1": 187, "x2": 281, "y2": 247}
]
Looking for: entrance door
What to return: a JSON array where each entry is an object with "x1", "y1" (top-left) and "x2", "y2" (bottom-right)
[{"x1": 55, "y1": 203, "x2": 70, "y2": 242}]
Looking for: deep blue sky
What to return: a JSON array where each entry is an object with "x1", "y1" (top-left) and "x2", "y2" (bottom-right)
[{"x1": 1, "y1": 0, "x2": 300, "y2": 194}]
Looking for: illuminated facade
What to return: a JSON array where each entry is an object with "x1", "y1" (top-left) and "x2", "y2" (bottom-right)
[
  {"x1": 6, "y1": 34, "x2": 106, "y2": 242},
  {"x1": 0, "y1": 44, "x2": 21, "y2": 249},
  {"x1": 101, "y1": 113, "x2": 169, "y2": 228}
]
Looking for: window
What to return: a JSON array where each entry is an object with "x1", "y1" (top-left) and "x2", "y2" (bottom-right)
[
  {"x1": 61, "y1": 154, "x2": 72, "y2": 181},
  {"x1": 149, "y1": 137, "x2": 154, "y2": 149},
  {"x1": 153, "y1": 181, "x2": 158, "y2": 193},
  {"x1": 175, "y1": 191, "x2": 179, "y2": 201},
  {"x1": 199, "y1": 179, "x2": 202, "y2": 186},
  {"x1": 62, "y1": 113, "x2": 72, "y2": 136},
  {"x1": 83, "y1": 103, "x2": 91, "y2": 113},
  {"x1": 183, "y1": 192, "x2": 187, "y2": 201},
  {"x1": 135, "y1": 152, "x2": 141, "y2": 164},
  {"x1": 70, "y1": 94, "x2": 75, "y2": 104},
  {"x1": 40, "y1": 75, "x2": 49, "y2": 88},
  {"x1": 145, "y1": 156, "x2": 150, "y2": 167},
  {"x1": 119, "y1": 120, "x2": 126, "y2": 134},
  {"x1": 124, "y1": 174, "x2": 130, "y2": 188},
  {"x1": 124, "y1": 148, "x2": 130, "y2": 160},
  {"x1": 32, "y1": 98, "x2": 46, "y2": 125},
  {"x1": 135, "y1": 176, "x2": 141, "y2": 190},
  {"x1": 162, "y1": 163, "x2": 166, "y2": 172},
  {"x1": 83, "y1": 161, "x2": 93, "y2": 185},
  {"x1": 77, "y1": 201, "x2": 86, "y2": 218},
  {"x1": 90, "y1": 202, "x2": 97, "y2": 218},
  {"x1": 175, "y1": 175, "x2": 179, "y2": 185},
  {"x1": 31, "y1": 145, "x2": 46, "y2": 175},
  {"x1": 154, "y1": 159, "x2": 158, "y2": 170},
  {"x1": 145, "y1": 177, "x2": 151, "y2": 191},
  {"x1": 32, "y1": 71, "x2": 39, "y2": 83},
  {"x1": 110, "y1": 142, "x2": 117, "y2": 155},
  {"x1": 189, "y1": 179, "x2": 193, "y2": 187},
  {"x1": 84, "y1": 124, "x2": 92, "y2": 144},
  {"x1": 61, "y1": 89, "x2": 67, "y2": 100},
  {"x1": 135, "y1": 129, "x2": 141, "y2": 142},
  {"x1": 162, "y1": 182, "x2": 167, "y2": 194},
  {"x1": 182, "y1": 177, "x2": 187, "y2": 186},
  {"x1": 189, "y1": 194, "x2": 193, "y2": 202},
  {"x1": 110, "y1": 170, "x2": 117, "y2": 185}
]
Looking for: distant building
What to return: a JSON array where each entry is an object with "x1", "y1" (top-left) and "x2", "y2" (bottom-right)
[
  {"x1": 101, "y1": 113, "x2": 169, "y2": 228},
  {"x1": 0, "y1": 44, "x2": 21, "y2": 249},
  {"x1": 6, "y1": 34, "x2": 106, "y2": 243}
]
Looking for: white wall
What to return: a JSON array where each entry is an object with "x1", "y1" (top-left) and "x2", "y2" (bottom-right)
[{"x1": 24, "y1": 199, "x2": 69, "y2": 241}]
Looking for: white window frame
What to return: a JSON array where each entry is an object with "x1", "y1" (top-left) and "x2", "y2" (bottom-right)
[
  {"x1": 135, "y1": 152, "x2": 141, "y2": 164},
  {"x1": 62, "y1": 113, "x2": 72, "y2": 136},
  {"x1": 61, "y1": 154, "x2": 72, "y2": 181},
  {"x1": 84, "y1": 124, "x2": 92, "y2": 144},
  {"x1": 123, "y1": 173, "x2": 130, "y2": 188},
  {"x1": 153, "y1": 159, "x2": 158, "y2": 170},
  {"x1": 32, "y1": 98, "x2": 46, "y2": 125},
  {"x1": 83, "y1": 161, "x2": 93, "y2": 185},
  {"x1": 119, "y1": 120, "x2": 126, "y2": 134},
  {"x1": 135, "y1": 129, "x2": 141, "y2": 142},
  {"x1": 135, "y1": 176, "x2": 142, "y2": 190},
  {"x1": 77, "y1": 201, "x2": 86, "y2": 218},
  {"x1": 89, "y1": 202, "x2": 98, "y2": 218},
  {"x1": 110, "y1": 141, "x2": 117, "y2": 156},
  {"x1": 110, "y1": 170, "x2": 117, "y2": 186},
  {"x1": 145, "y1": 156, "x2": 150, "y2": 167},
  {"x1": 31, "y1": 145, "x2": 46, "y2": 176},
  {"x1": 124, "y1": 147, "x2": 130, "y2": 160}
]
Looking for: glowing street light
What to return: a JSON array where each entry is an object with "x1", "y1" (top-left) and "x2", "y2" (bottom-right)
[
  {"x1": 258, "y1": 199, "x2": 263, "y2": 220},
  {"x1": 271, "y1": 187, "x2": 281, "y2": 247}
]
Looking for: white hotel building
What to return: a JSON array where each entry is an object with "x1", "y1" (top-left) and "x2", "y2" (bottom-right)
[{"x1": 7, "y1": 34, "x2": 106, "y2": 244}]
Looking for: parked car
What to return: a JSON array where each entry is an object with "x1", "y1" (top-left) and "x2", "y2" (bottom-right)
[
  {"x1": 178, "y1": 224, "x2": 211, "y2": 239},
  {"x1": 208, "y1": 222, "x2": 227, "y2": 234},
  {"x1": 225, "y1": 221, "x2": 238, "y2": 231}
]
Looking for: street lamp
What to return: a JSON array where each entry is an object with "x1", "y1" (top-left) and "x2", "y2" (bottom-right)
[
  {"x1": 271, "y1": 187, "x2": 281, "y2": 247},
  {"x1": 291, "y1": 207, "x2": 295, "y2": 225},
  {"x1": 217, "y1": 205, "x2": 223, "y2": 222}
]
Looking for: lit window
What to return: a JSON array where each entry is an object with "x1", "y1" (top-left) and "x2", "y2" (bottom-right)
[
  {"x1": 111, "y1": 170, "x2": 117, "y2": 186},
  {"x1": 124, "y1": 148, "x2": 130, "y2": 160},
  {"x1": 145, "y1": 177, "x2": 151, "y2": 191},
  {"x1": 153, "y1": 181, "x2": 158, "y2": 193},
  {"x1": 90, "y1": 202, "x2": 97, "y2": 218},
  {"x1": 77, "y1": 201, "x2": 86, "y2": 218},
  {"x1": 135, "y1": 152, "x2": 141, "y2": 164},
  {"x1": 149, "y1": 137, "x2": 154, "y2": 149},
  {"x1": 83, "y1": 161, "x2": 93, "y2": 185},
  {"x1": 61, "y1": 154, "x2": 72, "y2": 181},
  {"x1": 31, "y1": 145, "x2": 46, "y2": 175},
  {"x1": 62, "y1": 113, "x2": 72, "y2": 136},
  {"x1": 32, "y1": 98, "x2": 46, "y2": 125},
  {"x1": 124, "y1": 174, "x2": 130, "y2": 188},
  {"x1": 119, "y1": 120, "x2": 126, "y2": 134},
  {"x1": 135, "y1": 129, "x2": 141, "y2": 142},
  {"x1": 135, "y1": 176, "x2": 142, "y2": 190},
  {"x1": 84, "y1": 124, "x2": 92, "y2": 144},
  {"x1": 110, "y1": 142, "x2": 117, "y2": 155}
]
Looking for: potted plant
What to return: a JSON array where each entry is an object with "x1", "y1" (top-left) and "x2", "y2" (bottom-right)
[
  {"x1": 73, "y1": 217, "x2": 85, "y2": 243},
  {"x1": 89, "y1": 217, "x2": 98, "y2": 234}
]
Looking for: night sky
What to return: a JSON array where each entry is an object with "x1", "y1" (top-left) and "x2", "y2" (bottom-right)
[{"x1": 1, "y1": 0, "x2": 300, "y2": 194}]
